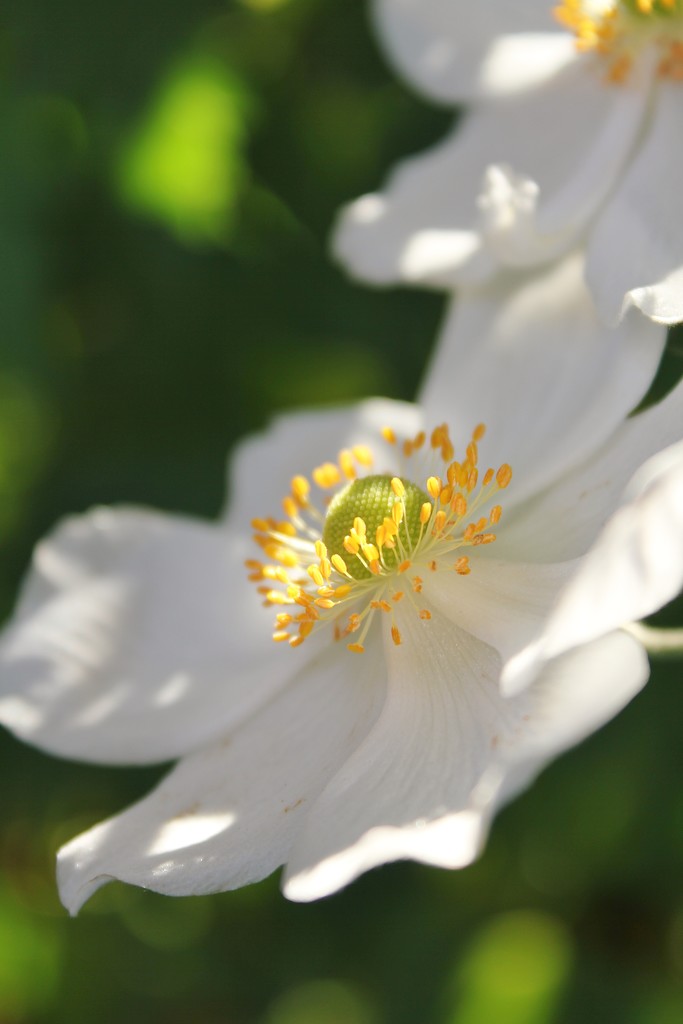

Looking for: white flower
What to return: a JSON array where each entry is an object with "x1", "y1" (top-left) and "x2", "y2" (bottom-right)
[
  {"x1": 0, "y1": 256, "x2": 680, "y2": 913},
  {"x1": 334, "y1": 0, "x2": 683, "y2": 325}
]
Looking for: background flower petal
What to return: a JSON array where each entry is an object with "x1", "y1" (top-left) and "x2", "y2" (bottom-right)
[
  {"x1": 333, "y1": 62, "x2": 643, "y2": 290},
  {"x1": 374, "y1": 0, "x2": 568, "y2": 102},
  {"x1": 586, "y1": 85, "x2": 683, "y2": 325}
]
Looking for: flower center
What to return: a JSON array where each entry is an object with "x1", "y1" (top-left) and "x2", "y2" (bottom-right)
[
  {"x1": 554, "y1": 0, "x2": 683, "y2": 82},
  {"x1": 322, "y1": 475, "x2": 430, "y2": 580},
  {"x1": 247, "y1": 423, "x2": 512, "y2": 654}
]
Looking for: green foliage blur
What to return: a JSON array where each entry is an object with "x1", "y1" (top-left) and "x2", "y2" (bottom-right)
[{"x1": 1, "y1": 1, "x2": 682, "y2": 1021}]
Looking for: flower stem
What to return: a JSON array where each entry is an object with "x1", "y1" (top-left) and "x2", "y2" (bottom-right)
[{"x1": 627, "y1": 623, "x2": 683, "y2": 657}]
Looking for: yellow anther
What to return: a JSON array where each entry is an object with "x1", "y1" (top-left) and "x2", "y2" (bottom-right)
[
  {"x1": 398, "y1": 560, "x2": 412, "y2": 573},
  {"x1": 299, "y1": 621, "x2": 315, "y2": 639},
  {"x1": 348, "y1": 643, "x2": 365, "y2": 653},
  {"x1": 266, "y1": 590, "x2": 290, "y2": 605},
  {"x1": 353, "y1": 517, "x2": 367, "y2": 537},
  {"x1": 419, "y1": 609, "x2": 431, "y2": 621},
  {"x1": 391, "y1": 626, "x2": 402, "y2": 646},
  {"x1": 289, "y1": 635, "x2": 305, "y2": 648},
  {"x1": 282, "y1": 496, "x2": 298, "y2": 519},
  {"x1": 433, "y1": 510, "x2": 447, "y2": 534},
  {"x1": 467, "y1": 468, "x2": 478, "y2": 492},
  {"x1": 490, "y1": 505, "x2": 502, "y2": 525},
  {"x1": 430, "y1": 424, "x2": 447, "y2": 449},
  {"x1": 454, "y1": 556, "x2": 470, "y2": 576},
  {"x1": 383, "y1": 516, "x2": 399, "y2": 537},
  {"x1": 440, "y1": 485, "x2": 453, "y2": 506},
  {"x1": 392, "y1": 591, "x2": 404, "y2": 602},
  {"x1": 251, "y1": 517, "x2": 270, "y2": 532},
  {"x1": 496, "y1": 464, "x2": 513, "y2": 488},
  {"x1": 331, "y1": 553, "x2": 348, "y2": 574},
  {"x1": 335, "y1": 585, "x2": 352, "y2": 598},
  {"x1": 320, "y1": 557, "x2": 332, "y2": 579},
  {"x1": 391, "y1": 477, "x2": 406, "y2": 498},
  {"x1": 313, "y1": 462, "x2": 342, "y2": 489},
  {"x1": 273, "y1": 631, "x2": 290, "y2": 643},
  {"x1": 441, "y1": 441, "x2": 454, "y2": 462},
  {"x1": 339, "y1": 449, "x2": 356, "y2": 480},
  {"x1": 362, "y1": 543, "x2": 379, "y2": 563},
  {"x1": 376, "y1": 524, "x2": 386, "y2": 548},
  {"x1": 420, "y1": 502, "x2": 432, "y2": 525},
  {"x1": 413, "y1": 431, "x2": 426, "y2": 450},
  {"x1": 429, "y1": 560, "x2": 437, "y2": 571},
  {"x1": 482, "y1": 468, "x2": 494, "y2": 487},
  {"x1": 315, "y1": 540, "x2": 327, "y2": 560},
  {"x1": 427, "y1": 476, "x2": 442, "y2": 499},
  {"x1": 344, "y1": 536, "x2": 360, "y2": 555},
  {"x1": 451, "y1": 493, "x2": 467, "y2": 517},
  {"x1": 315, "y1": 598, "x2": 336, "y2": 609},
  {"x1": 291, "y1": 475, "x2": 310, "y2": 503},
  {"x1": 307, "y1": 564, "x2": 324, "y2": 586},
  {"x1": 412, "y1": 576, "x2": 423, "y2": 593},
  {"x1": 275, "y1": 613, "x2": 294, "y2": 625},
  {"x1": 403, "y1": 440, "x2": 414, "y2": 457},
  {"x1": 275, "y1": 521, "x2": 296, "y2": 537},
  {"x1": 347, "y1": 614, "x2": 361, "y2": 633},
  {"x1": 352, "y1": 445, "x2": 373, "y2": 467},
  {"x1": 473, "y1": 533, "x2": 496, "y2": 546},
  {"x1": 317, "y1": 586, "x2": 335, "y2": 599},
  {"x1": 473, "y1": 423, "x2": 486, "y2": 442},
  {"x1": 381, "y1": 426, "x2": 396, "y2": 445}
]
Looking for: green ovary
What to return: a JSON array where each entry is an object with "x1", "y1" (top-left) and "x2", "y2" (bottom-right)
[{"x1": 322, "y1": 474, "x2": 430, "y2": 580}]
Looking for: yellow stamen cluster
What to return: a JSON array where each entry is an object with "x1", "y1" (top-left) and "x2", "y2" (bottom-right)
[
  {"x1": 248, "y1": 423, "x2": 512, "y2": 655},
  {"x1": 554, "y1": 0, "x2": 683, "y2": 82}
]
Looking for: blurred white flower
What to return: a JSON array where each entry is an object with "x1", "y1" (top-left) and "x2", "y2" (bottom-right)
[
  {"x1": 334, "y1": 0, "x2": 683, "y2": 324},
  {"x1": 0, "y1": 257, "x2": 680, "y2": 912}
]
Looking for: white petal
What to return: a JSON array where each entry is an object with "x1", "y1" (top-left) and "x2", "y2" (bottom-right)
[
  {"x1": 422, "y1": 559, "x2": 576, "y2": 675},
  {"x1": 284, "y1": 614, "x2": 647, "y2": 902},
  {"x1": 283, "y1": 603, "x2": 523, "y2": 901},
  {"x1": 0, "y1": 508, "x2": 297, "y2": 764},
  {"x1": 373, "y1": 0, "x2": 570, "y2": 102},
  {"x1": 57, "y1": 630, "x2": 387, "y2": 914},
  {"x1": 419, "y1": 252, "x2": 666, "y2": 503},
  {"x1": 224, "y1": 399, "x2": 424, "y2": 527},
  {"x1": 493, "y1": 630, "x2": 648, "y2": 804},
  {"x1": 497, "y1": 376, "x2": 683, "y2": 564},
  {"x1": 504, "y1": 440, "x2": 683, "y2": 692},
  {"x1": 332, "y1": 61, "x2": 643, "y2": 290},
  {"x1": 587, "y1": 84, "x2": 683, "y2": 325},
  {"x1": 479, "y1": 67, "x2": 647, "y2": 268}
]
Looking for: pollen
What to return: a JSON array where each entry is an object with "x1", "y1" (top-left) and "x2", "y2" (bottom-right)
[{"x1": 248, "y1": 422, "x2": 512, "y2": 654}]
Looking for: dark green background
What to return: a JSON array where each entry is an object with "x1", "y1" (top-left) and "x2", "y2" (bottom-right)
[{"x1": 1, "y1": 1, "x2": 682, "y2": 1021}]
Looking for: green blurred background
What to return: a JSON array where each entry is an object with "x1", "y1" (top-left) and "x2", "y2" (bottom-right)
[{"x1": 1, "y1": 1, "x2": 682, "y2": 1021}]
